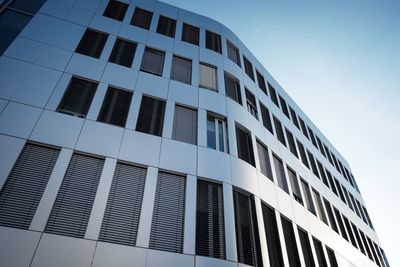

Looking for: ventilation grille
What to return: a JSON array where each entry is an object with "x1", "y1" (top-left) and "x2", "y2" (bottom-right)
[
  {"x1": 0, "y1": 144, "x2": 59, "y2": 229},
  {"x1": 99, "y1": 163, "x2": 146, "y2": 246},
  {"x1": 45, "y1": 153, "x2": 104, "y2": 238}
]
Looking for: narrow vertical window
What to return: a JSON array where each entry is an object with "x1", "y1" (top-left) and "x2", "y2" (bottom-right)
[
  {"x1": 108, "y1": 38, "x2": 137, "y2": 67},
  {"x1": 313, "y1": 237, "x2": 328, "y2": 267},
  {"x1": 75, "y1": 28, "x2": 108, "y2": 58},
  {"x1": 281, "y1": 216, "x2": 301, "y2": 267},
  {"x1": 181, "y1": 23, "x2": 199, "y2": 45},
  {"x1": 97, "y1": 87, "x2": 132, "y2": 127},
  {"x1": 172, "y1": 105, "x2": 197, "y2": 145},
  {"x1": 296, "y1": 140, "x2": 309, "y2": 168},
  {"x1": 103, "y1": 0, "x2": 128, "y2": 21},
  {"x1": 298, "y1": 117, "x2": 310, "y2": 139},
  {"x1": 273, "y1": 154, "x2": 289, "y2": 193},
  {"x1": 256, "y1": 70, "x2": 267, "y2": 94},
  {"x1": 326, "y1": 170, "x2": 338, "y2": 195},
  {"x1": 316, "y1": 136, "x2": 327, "y2": 157},
  {"x1": 334, "y1": 178, "x2": 347, "y2": 204},
  {"x1": 235, "y1": 124, "x2": 255, "y2": 166},
  {"x1": 307, "y1": 150, "x2": 320, "y2": 178},
  {"x1": 279, "y1": 95, "x2": 290, "y2": 118},
  {"x1": 227, "y1": 40, "x2": 240, "y2": 66},
  {"x1": 243, "y1": 56, "x2": 255, "y2": 81},
  {"x1": 268, "y1": 83, "x2": 279, "y2": 107},
  {"x1": 287, "y1": 167, "x2": 302, "y2": 204},
  {"x1": 301, "y1": 178, "x2": 316, "y2": 215},
  {"x1": 289, "y1": 106, "x2": 300, "y2": 129},
  {"x1": 326, "y1": 247, "x2": 339, "y2": 267},
  {"x1": 352, "y1": 223, "x2": 366, "y2": 255},
  {"x1": 199, "y1": 62, "x2": 218, "y2": 91},
  {"x1": 196, "y1": 180, "x2": 225, "y2": 259},
  {"x1": 260, "y1": 104, "x2": 274, "y2": 134},
  {"x1": 207, "y1": 114, "x2": 229, "y2": 153},
  {"x1": 261, "y1": 203, "x2": 284, "y2": 267},
  {"x1": 256, "y1": 140, "x2": 273, "y2": 181},
  {"x1": 285, "y1": 128, "x2": 298, "y2": 158},
  {"x1": 156, "y1": 15, "x2": 176, "y2": 37},
  {"x1": 324, "y1": 144, "x2": 334, "y2": 164},
  {"x1": 298, "y1": 228, "x2": 316, "y2": 267},
  {"x1": 136, "y1": 96, "x2": 166, "y2": 136},
  {"x1": 57, "y1": 76, "x2": 98, "y2": 118},
  {"x1": 171, "y1": 55, "x2": 192, "y2": 84},
  {"x1": 273, "y1": 116, "x2": 286, "y2": 146},
  {"x1": 307, "y1": 126, "x2": 318, "y2": 148},
  {"x1": 342, "y1": 215, "x2": 357, "y2": 248},
  {"x1": 224, "y1": 72, "x2": 242, "y2": 104},
  {"x1": 245, "y1": 88, "x2": 258, "y2": 119},
  {"x1": 333, "y1": 207, "x2": 348, "y2": 241},
  {"x1": 206, "y1": 30, "x2": 221, "y2": 53},
  {"x1": 312, "y1": 189, "x2": 328, "y2": 225},
  {"x1": 317, "y1": 161, "x2": 329, "y2": 187},
  {"x1": 130, "y1": 8, "x2": 153, "y2": 30},
  {"x1": 323, "y1": 198, "x2": 339, "y2": 233},
  {"x1": 140, "y1": 47, "x2": 165, "y2": 76}
]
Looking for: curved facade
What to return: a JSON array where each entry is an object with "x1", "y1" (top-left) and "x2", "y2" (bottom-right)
[{"x1": 0, "y1": 0, "x2": 389, "y2": 267}]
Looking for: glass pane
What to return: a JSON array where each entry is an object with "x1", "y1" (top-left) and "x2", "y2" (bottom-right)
[
  {"x1": 171, "y1": 56, "x2": 191, "y2": 84},
  {"x1": 141, "y1": 48, "x2": 165, "y2": 75},
  {"x1": 97, "y1": 87, "x2": 132, "y2": 127},
  {"x1": 130, "y1": 8, "x2": 152, "y2": 29},
  {"x1": 218, "y1": 120, "x2": 224, "y2": 152},
  {"x1": 200, "y1": 63, "x2": 217, "y2": 90},
  {"x1": 9, "y1": 0, "x2": 47, "y2": 14},
  {"x1": 207, "y1": 117, "x2": 216, "y2": 149},
  {"x1": 109, "y1": 38, "x2": 137, "y2": 67}
]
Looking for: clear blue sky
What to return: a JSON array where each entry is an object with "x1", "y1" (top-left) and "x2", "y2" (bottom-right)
[{"x1": 162, "y1": 0, "x2": 400, "y2": 265}]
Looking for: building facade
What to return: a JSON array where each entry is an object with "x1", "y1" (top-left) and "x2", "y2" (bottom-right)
[{"x1": 0, "y1": 0, "x2": 390, "y2": 267}]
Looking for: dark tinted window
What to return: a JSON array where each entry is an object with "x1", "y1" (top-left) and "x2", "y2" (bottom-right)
[
  {"x1": 181, "y1": 23, "x2": 199, "y2": 45},
  {"x1": 75, "y1": 29, "x2": 108, "y2": 58},
  {"x1": 256, "y1": 70, "x2": 267, "y2": 94},
  {"x1": 279, "y1": 96, "x2": 290, "y2": 118},
  {"x1": 130, "y1": 8, "x2": 153, "y2": 29},
  {"x1": 307, "y1": 150, "x2": 320, "y2": 178},
  {"x1": 9, "y1": 0, "x2": 47, "y2": 14},
  {"x1": 301, "y1": 178, "x2": 316, "y2": 215},
  {"x1": 243, "y1": 56, "x2": 255, "y2": 81},
  {"x1": 326, "y1": 247, "x2": 339, "y2": 267},
  {"x1": 268, "y1": 83, "x2": 279, "y2": 107},
  {"x1": 257, "y1": 140, "x2": 273, "y2": 180},
  {"x1": 0, "y1": 9, "x2": 31, "y2": 55},
  {"x1": 289, "y1": 106, "x2": 300, "y2": 129},
  {"x1": 323, "y1": 199, "x2": 339, "y2": 233},
  {"x1": 156, "y1": 15, "x2": 176, "y2": 37},
  {"x1": 199, "y1": 62, "x2": 218, "y2": 91},
  {"x1": 316, "y1": 136, "x2": 326, "y2": 157},
  {"x1": 171, "y1": 55, "x2": 192, "y2": 84},
  {"x1": 260, "y1": 104, "x2": 274, "y2": 134},
  {"x1": 317, "y1": 161, "x2": 329, "y2": 187},
  {"x1": 109, "y1": 38, "x2": 137, "y2": 67},
  {"x1": 307, "y1": 126, "x2": 318, "y2": 148},
  {"x1": 140, "y1": 47, "x2": 165, "y2": 76},
  {"x1": 206, "y1": 30, "x2": 221, "y2": 53},
  {"x1": 273, "y1": 154, "x2": 289, "y2": 193},
  {"x1": 172, "y1": 105, "x2": 198, "y2": 145},
  {"x1": 97, "y1": 87, "x2": 132, "y2": 127},
  {"x1": 313, "y1": 237, "x2": 328, "y2": 267},
  {"x1": 236, "y1": 125, "x2": 255, "y2": 166},
  {"x1": 285, "y1": 128, "x2": 298, "y2": 158},
  {"x1": 245, "y1": 88, "x2": 258, "y2": 119},
  {"x1": 296, "y1": 140, "x2": 309, "y2": 168},
  {"x1": 288, "y1": 167, "x2": 302, "y2": 204},
  {"x1": 298, "y1": 228, "x2": 316, "y2": 267},
  {"x1": 103, "y1": 0, "x2": 128, "y2": 21},
  {"x1": 273, "y1": 116, "x2": 286, "y2": 146},
  {"x1": 333, "y1": 207, "x2": 348, "y2": 241},
  {"x1": 298, "y1": 117, "x2": 309, "y2": 139},
  {"x1": 312, "y1": 189, "x2": 328, "y2": 224},
  {"x1": 281, "y1": 216, "x2": 301, "y2": 267},
  {"x1": 136, "y1": 96, "x2": 166, "y2": 136},
  {"x1": 227, "y1": 41, "x2": 240, "y2": 66},
  {"x1": 224, "y1": 72, "x2": 242, "y2": 104},
  {"x1": 261, "y1": 203, "x2": 284, "y2": 267}
]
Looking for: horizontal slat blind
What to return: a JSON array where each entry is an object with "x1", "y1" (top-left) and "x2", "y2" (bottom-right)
[
  {"x1": 261, "y1": 203, "x2": 284, "y2": 267},
  {"x1": 44, "y1": 153, "x2": 104, "y2": 238},
  {"x1": 99, "y1": 163, "x2": 146, "y2": 246},
  {"x1": 0, "y1": 143, "x2": 59, "y2": 229},
  {"x1": 196, "y1": 180, "x2": 225, "y2": 259},
  {"x1": 149, "y1": 171, "x2": 186, "y2": 253}
]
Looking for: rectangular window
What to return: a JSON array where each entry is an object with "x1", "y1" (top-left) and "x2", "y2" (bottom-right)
[
  {"x1": 356, "y1": 199, "x2": 368, "y2": 223},
  {"x1": 207, "y1": 114, "x2": 229, "y2": 153},
  {"x1": 236, "y1": 124, "x2": 255, "y2": 166},
  {"x1": 312, "y1": 189, "x2": 328, "y2": 225},
  {"x1": 136, "y1": 96, "x2": 166, "y2": 136},
  {"x1": 296, "y1": 140, "x2": 309, "y2": 168},
  {"x1": 281, "y1": 216, "x2": 301, "y2": 267},
  {"x1": 156, "y1": 15, "x2": 176, "y2": 37},
  {"x1": 298, "y1": 228, "x2": 316, "y2": 267},
  {"x1": 313, "y1": 237, "x2": 328, "y2": 267},
  {"x1": 333, "y1": 207, "x2": 348, "y2": 241},
  {"x1": 206, "y1": 30, "x2": 221, "y2": 53},
  {"x1": 97, "y1": 87, "x2": 132, "y2": 127},
  {"x1": 261, "y1": 203, "x2": 284, "y2": 267},
  {"x1": 334, "y1": 178, "x2": 347, "y2": 204},
  {"x1": 199, "y1": 62, "x2": 218, "y2": 91},
  {"x1": 99, "y1": 163, "x2": 146, "y2": 246},
  {"x1": 307, "y1": 150, "x2": 320, "y2": 178},
  {"x1": 227, "y1": 40, "x2": 240, "y2": 66},
  {"x1": 171, "y1": 55, "x2": 192, "y2": 84},
  {"x1": 260, "y1": 104, "x2": 274, "y2": 134},
  {"x1": 0, "y1": 144, "x2": 59, "y2": 230},
  {"x1": 307, "y1": 126, "x2": 318, "y2": 149},
  {"x1": 57, "y1": 76, "x2": 98, "y2": 118},
  {"x1": 285, "y1": 128, "x2": 298, "y2": 158},
  {"x1": 45, "y1": 153, "x2": 104, "y2": 238},
  {"x1": 326, "y1": 170, "x2": 338, "y2": 195},
  {"x1": 324, "y1": 144, "x2": 334, "y2": 164},
  {"x1": 268, "y1": 83, "x2": 279, "y2": 107},
  {"x1": 326, "y1": 247, "x2": 339, "y2": 267},
  {"x1": 301, "y1": 178, "x2": 316, "y2": 215},
  {"x1": 359, "y1": 230, "x2": 374, "y2": 260},
  {"x1": 243, "y1": 56, "x2": 255, "y2": 81},
  {"x1": 279, "y1": 96, "x2": 290, "y2": 118},
  {"x1": 256, "y1": 70, "x2": 267, "y2": 94},
  {"x1": 316, "y1": 136, "x2": 326, "y2": 157},
  {"x1": 224, "y1": 72, "x2": 241, "y2": 104},
  {"x1": 109, "y1": 38, "x2": 137, "y2": 67},
  {"x1": 130, "y1": 7, "x2": 152, "y2": 30},
  {"x1": 349, "y1": 193, "x2": 361, "y2": 217},
  {"x1": 352, "y1": 223, "x2": 366, "y2": 255},
  {"x1": 173, "y1": 105, "x2": 197, "y2": 145},
  {"x1": 75, "y1": 28, "x2": 108, "y2": 58},
  {"x1": 0, "y1": 9, "x2": 32, "y2": 55},
  {"x1": 298, "y1": 117, "x2": 310, "y2": 139},
  {"x1": 287, "y1": 167, "x2": 302, "y2": 204},
  {"x1": 256, "y1": 140, "x2": 273, "y2": 180},
  {"x1": 289, "y1": 106, "x2": 300, "y2": 129},
  {"x1": 273, "y1": 116, "x2": 286, "y2": 146},
  {"x1": 103, "y1": 0, "x2": 128, "y2": 21},
  {"x1": 323, "y1": 198, "x2": 339, "y2": 233},
  {"x1": 233, "y1": 189, "x2": 263, "y2": 267},
  {"x1": 273, "y1": 154, "x2": 289, "y2": 193},
  {"x1": 196, "y1": 180, "x2": 225, "y2": 259},
  {"x1": 342, "y1": 215, "x2": 357, "y2": 248},
  {"x1": 181, "y1": 23, "x2": 199, "y2": 45},
  {"x1": 149, "y1": 171, "x2": 185, "y2": 253},
  {"x1": 317, "y1": 161, "x2": 329, "y2": 187},
  {"x1": 342, "y1": 186, "x2": 354, "y2": 211},
  {"x1": 140, "y1": 47, "x2": 165, "y2": 76},
  {"x1": 245, "y1": 88, "x2": 258, "y2": 119}
]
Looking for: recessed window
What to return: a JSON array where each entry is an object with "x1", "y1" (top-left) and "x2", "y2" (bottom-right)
[
  {"x1": 173, "y1": 105, "x2": 197, "y2": 145},
  {"x1": 136, "y1": 96, "x2": 166, "y2": 136},
  {"x1": 227, "y1": 40, "x2": 240, "y2": 66},
  {"x1": 103, "y1": 0, "x2": 128, "y2": 21},
  {"x1": 333, "y1": 207, "x2": 348, "y2": 241},
  {"x1": 287, "y1": 167, "x2": 302, "y2": 204},
  {"x1": 316, "y1": 136, "x2": 326, "y2": 157},
  {"x1": 97, "y1": 87, "x2": 132, "y2": 127},
  {"x1": 326, "y1": 247, "x2": 339, "y2": 267},
  {"x1": 313, "y1": 237, "x2": 328, "y2": 267},
  {"x1": 57, "y1": 76, "x2": 98, "y2": 118},
  {"x1": 256, "y1": 140, "x2": 273, "y2": 180},
  {"x1": 324, "y1": 144, "x2": 334, "y2": 164},
  {"x1": 296, "y1": 140, "x2": 309, "y2": 168},
  {"x1": 199, "y1": 62, "x2": 218, "y2": 91},
  {"x1": 243, "y1": 56, "x2": 255, "y2": 81},
  {"x1": 260, "y1": 103, "x2": 274, "y2": 134},
  {"x1": 281, "y1": 216, "x2": 301, "y2": 267},
  {"x1": 298, "y1": 228, "x2": 316, "y2": 267},
  {"x1": 268, "y1": 83, "x2": 279, "y2": 107},
  {"x1": 279, "y1": 95, "x2": 290, "y2": 118},
  {"x1": 75, "y1": 28, "x2": 108, "y2": 58},
  {"x1": 245, "y1": 88, "x2": 258, "y2": 119},
  {"x1": 140, "y1": 47, "x2": 165, "y2": 76},
  {"x1": 317, "y1": 161, "x2": 329, "y2": 187},
  {"x1": 312, "y1": 189, "x2": 328, "y2": 225},
  {"x1": 273, "y1": 116, "x2": 286, "y2": 146},
  {"x1": 207, "y1": 113, "x2": 229, "y2": 153},
  {"x1": 307, "y1": 126, "x2": 318, "y2": 148},
  {"x1": 289, "y1": 106, "x2": 300, "y2": 129},
  {"x1": 206, "y1": 30, "x2": 221, "y2": 53},
  {"x1": 256, "y1": 70, "x2": 267, "y2": 94},
  {"x1": 326, "y1": 170, "x2": 338, "y2": 195},
  {"x1": 170, "y1": 55, "x2": 192, "y2": 84},
  {"x1": 307, "y1": 150, "x2": 320, "y2": 178},
  {"x1": 181, "y1": 23, "x2": 199, "y2": 45},
  {"x1": 156, "y1": 15, "x2": 176, "y2": 38},
  {"x1": 298, "y1": 117, "x2": 309, "y2": 139},
  {"x1": 323, "y1": 198, "x2": 339, "y2": 233},
  {"x1": 301, "y1": 178, "x2": 316, "y2": 215},
  {"x1": 285, "y1": 128, "x2": 298, "y2": 158},
  {"x1": 108, "y1": 38, "x2": 137, "y2": 68},
  {"x1": 273, "y1": 154, "x2": 289, "y2": 193},
  {"x1": 130, "y1": 7, "x2": 153, "y2": 30},
  {"x1": 261, "y1": 203, "x2": 284, "y2": 267},
  {"x1": 235, "y1": 124, "x2": 255, "y2": 166},
  {"x1": 224, "y1": 72, "x2": 241, "y2": 104}
]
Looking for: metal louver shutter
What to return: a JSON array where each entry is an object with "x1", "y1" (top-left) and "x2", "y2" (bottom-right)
[
  {"x1": 44, "y1": 153, "x2": 104, "y2": 238},
  {"x1": 326, "y1": 247, "x2": 339, "y2": 267},
  {"x1": 0, "y1": 143, "x2": 59, "y2": 229},
  {"x1": 196, "y1": 180, "x2": 225, "y2": 259},
  {"x1": 298, "y1": 227, "x2": 316, "y2": 267},
  {"x1": 99, "y1": 163, "x2": 146, "y2": 246},
  {"x1": 281, "y1": 216, "x2": 301, "y2": 267},
  {"x1": 313, "y1": 237, "x2": 328, "y2": 267},
  {"x1": 149, "y1": 171, "x2": 186, "y2": 253},
  {"x1": 233, "y1": 189, "x2": 263, "y2": 267},
  {"x1": 261, "y1": 203, "x2": 284, "y2": 267}
]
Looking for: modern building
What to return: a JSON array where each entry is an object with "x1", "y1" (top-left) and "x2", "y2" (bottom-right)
[{"x1": 0, "y1": 0, "x2": 390, "y2": 267}]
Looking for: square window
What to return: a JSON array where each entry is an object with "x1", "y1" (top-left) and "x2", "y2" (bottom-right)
[
  {"x1": 108, "y1": 38, "x2": 137, "y2": 68},
  {"x1": 227, "y1": 41, "x2": 240, "y2": 66},
  {"x1": 97, "y1": 87, "x2": 132, "y2": 127},
  {"x1": 130, "y1": 7, "x2": 153, "y2": 30},
  {"x1": 103, "y1": 0, "x2": 128, "y2": 21},
  {"x1": 206, "y1": 30, "x2": 221, "y2": 53},
  {"x1": 156, "y1": 15, "x2": 176, "y2": 38},
  {"x1": 224, "y1": 72, "x2": 242, "y2": 104},
  {"x1": 136, "y1": 96, "x2": 166, "y2": 136},
  {"x1": 170, "y1": 55, "x2": 192, "y2": 84},
  {"x1": 57, "y1": 76, "x2": 98, "y2": 118},
  {"x1": 173, "y1": 105, "x2": 197, "y2": 145},
  {"x1": 207, "y1": 113, "x2": 229, "y2": 153},
  {"x1": 181, "y1": 23, "x2": 199, "y2": 45},
  {"x1": 75, "y1": 29, "x2": 108, "y2": 58},
  {"x1": 199, "y1": 62, "x2": 218, "y2": 91},
  {"x1": 245, "y1": 88, "x2": 258, "y2": 119},
  {"x1": 243, "y1": 56, "x2": 255, "y2": 81},
  {"x1": 140, "y1": 47, "x2": 165, "y2": 76}
]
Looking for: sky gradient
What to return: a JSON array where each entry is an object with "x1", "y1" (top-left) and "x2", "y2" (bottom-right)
[{"x1": 162, "y1": 0, "x2": 400, "y2": 265}]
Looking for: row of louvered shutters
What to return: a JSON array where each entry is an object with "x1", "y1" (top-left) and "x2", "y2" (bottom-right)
[{"x1": 0, "y1": 143, "x2": 347, "y2": 267}]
